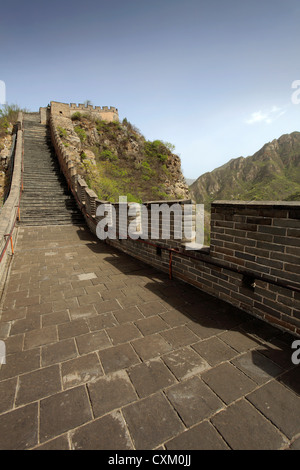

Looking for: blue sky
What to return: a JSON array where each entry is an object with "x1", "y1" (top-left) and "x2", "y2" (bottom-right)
[{"x1": 1, "y1": 0, "x2": 300, "y2": 178}]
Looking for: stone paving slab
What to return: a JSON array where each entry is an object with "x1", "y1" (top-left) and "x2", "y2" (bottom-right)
[
  {"x1": 247, "y1": 380, "x2": 300, "y2": 439},
  {"x1": 165, "y1": 376, "x2": 224, "y2": 427},
  {"x1": 39, "y1": 385, "x2": 93, "y2": 444},
  {"x1": 165, "y1": 420, "x2": 229, "y2": 450},
  {"x1": 70, "y1": 411, "x2": 133, "y2": 450},
  {"x1": 0, "y1": 402, "x2": 39, "y2": 450},
  {"x1": 127, "y1": 358, "x2": 177, "y2": 398},
  {"x1": 122, "y1": 392, "x2": 185, "y2": 450},
  {"x1": 15, "y1": 364, "x2": 62, "y2": 406},
  {"x1": 211, "y1": 399, "x2": 289, "y2": 450},
  {"x1": 201, "y1": 362, "x2": 257, "y2": 404},
  {"x1": 0, "y1": 224, "x2": 299, "y2": 450},
  {"x1": 87, "y1": 370, "x2": 137, "y2": 418}
]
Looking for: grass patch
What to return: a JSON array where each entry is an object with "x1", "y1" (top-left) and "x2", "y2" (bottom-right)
[
  {"x1": 74, "y1": 126, "x2": 87, "y2": 142},
  {"x1": 0, "y1": 104, "x2": 24, "y2": 138},
  {"x1": 57, "y1": 126, "x2": 67, "y2": 138},
  {"x1": 71, "y1": 112, "x2": 82, "y2": 121}
]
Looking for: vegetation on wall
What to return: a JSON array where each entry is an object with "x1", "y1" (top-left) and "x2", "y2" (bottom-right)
[
  {"x1": 58, "y1": 113, "x2": 188, "y2": 203},
  {"x1": 0, "y1": 104, "x2": 27, "y2": 205},
  {"x1": 0, "y1": 104, "x2": 23, "y2": 139}
]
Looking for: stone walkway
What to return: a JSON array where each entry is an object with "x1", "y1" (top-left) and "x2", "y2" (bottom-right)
[{"x1": 0, "y1": 224, "x2": 299, "y2": 450}]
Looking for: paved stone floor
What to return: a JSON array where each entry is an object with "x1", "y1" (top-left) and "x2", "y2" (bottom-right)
[{"x1": 0, "y1": 224, "x2": 299, "y2": 450}]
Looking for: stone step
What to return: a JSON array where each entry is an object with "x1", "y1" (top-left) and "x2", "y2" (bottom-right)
[
  {"x1": 20, "y1": 219, "x2": 84, "y2": 226},
  {"x1": 20, "y1": 114, "x2": 83, "y2": 226},
  {"x1": 21, "y1": 203, "x2": 78, "y2": 210},
  {"x1": 21, "y1": 212, "x2": 81, "y2": 218},
  {"x1": 22, "y1": 180, "x2": 67, "y2": 186},
  {"x1": 21, "y1": 194, "x2": 72, "y2": 199},
  {"x1": 21, "y1": 199, "x2": 76, "y2": 204}
]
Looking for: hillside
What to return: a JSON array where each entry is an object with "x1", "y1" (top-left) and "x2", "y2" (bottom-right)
[
  {"x1": 190, "y1": 131, "x2": 300, "y2": 206},
  {"x1": 54, "y1": 111, "x2": 189, "y2": 203}
]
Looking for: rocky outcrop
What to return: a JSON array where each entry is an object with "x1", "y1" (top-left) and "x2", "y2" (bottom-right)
[{"x1": 52, "y1": 112, "x2": 189, "y2": 202}]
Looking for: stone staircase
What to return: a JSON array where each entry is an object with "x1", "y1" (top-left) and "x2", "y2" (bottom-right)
[{"x1": 20, "y1": 113, "x2": 84, "y2": 226}]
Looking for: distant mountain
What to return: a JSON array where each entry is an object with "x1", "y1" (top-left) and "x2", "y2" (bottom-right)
[
  {"x1": 190, "y1": 131, "x2": 300, "y2": 206},
  {"x1": 185, "y1": 178, "x2": 196, "y2": 186}
]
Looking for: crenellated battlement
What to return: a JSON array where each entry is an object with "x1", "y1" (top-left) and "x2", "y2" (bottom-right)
[
  {"x1": 69, "y1": 103, "x2": 118, "y2": 113},
  {"x1": 49, "y1": 101, "x2": 119, "y2": 122}
]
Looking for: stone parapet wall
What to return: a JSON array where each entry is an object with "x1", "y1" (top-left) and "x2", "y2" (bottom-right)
[
  {"x1": 49, "y1": 113, "x2": 300, "y2": 337},
  {"x1": 39, "y1": 106, "x2": 50, "y2": 124},
  {"x1": 0, "y1": 113, "x2": 23, "y2": 294},
  {"x1": 50, "y1": 113, "x2": 194, "y2": 240},
  {"x1": 49, "y1": 101, "x2": 119, "y2": 122},
  {"x1": 106, "y1": 205, "x2": 300, "y2": 336},
  {"x1": 210, "y1": 201, "x2": 300, "y2": 287}
]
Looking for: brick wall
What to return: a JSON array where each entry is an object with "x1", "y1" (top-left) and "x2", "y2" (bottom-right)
[
  {"x1": 49, "y1": 115, "x2": 300, "y2": 337},
  {"x1": 39, "y1": 107, "x2": 50, "y2": 124},
  {"x1": 105, "y1": 202, "x2": 300, "y2": 337},
  {"x1": 208, "y1": 201, "x2": 300, "y2": 334}
]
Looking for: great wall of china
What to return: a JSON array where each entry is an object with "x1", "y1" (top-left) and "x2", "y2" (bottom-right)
[
  {"x1": 40, "y1": 101, "x2": 119, "y2": 125},
  {"x1": 0, "y1": 104, "x2": 299, "y2": 450},
  {"x1": 1, "y1": 102, "x2": 299, "y2": 337}
]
